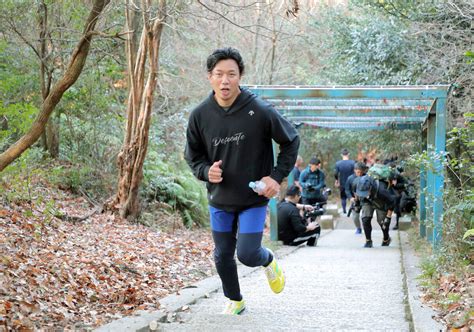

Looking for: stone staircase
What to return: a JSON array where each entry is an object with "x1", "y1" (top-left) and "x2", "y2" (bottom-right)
[{"x1": 319, "y1": 203, "x2": 339, "y2": 229}]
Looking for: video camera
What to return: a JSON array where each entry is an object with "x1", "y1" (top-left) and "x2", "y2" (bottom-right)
[
  {"x1": 304, "y1": 202, "x2": 326, "y2": 221},
  {"x1": 347, "y1": 200, "x2": 361, "y2": 217},
  {"x1": 306, "y1": 184, "x2": 317, "y2": 192}
]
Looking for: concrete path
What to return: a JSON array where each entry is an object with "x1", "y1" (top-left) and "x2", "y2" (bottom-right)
[
  {"x1": 98, "y1": 212, "x2": 445, "y2": 332},
  {"x1": 158, "y1": 221, "x2": 410, "y2": 331}
]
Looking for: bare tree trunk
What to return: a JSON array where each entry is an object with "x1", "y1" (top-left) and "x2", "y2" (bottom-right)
[
  {"x1": 268, "y1": 3, "x2": 277, "y2": 85},
  {"x1": 38, "y1": 1, "x2": 49, "y2": 153},
  {"x1": 0, "y1": 0, "x2": 110, "y2": 171},
  {"x1": 251, "y1": 2, "x2": 263, "y2": 84},
  {"x1": 113, "y1": 0, "x2": 167, "y2": 221},
  {"x1": 46, "y1": 118, "x2": 60, "y2": 157},
  {"x1": 39, "y1": 0, "x2": 60, "y2": 158}
]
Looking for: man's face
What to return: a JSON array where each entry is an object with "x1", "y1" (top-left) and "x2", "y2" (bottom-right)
[
  {"x1": 355, "y1": 169, "x2": 363, "y2": 176},
  {"x1": 208, "y1": 59, "x2": 241, "y2": 107},
  {"x1": 310, "y1": 163, "x2": 318, "y2": 172}
]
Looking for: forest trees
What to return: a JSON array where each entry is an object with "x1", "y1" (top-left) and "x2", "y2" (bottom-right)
[
  {"x1": 112, "y1": 0, "x2": 167, "y2": 220},
  {"x1": 0, "y1": 0, "x2": 111, "y2": 171}
]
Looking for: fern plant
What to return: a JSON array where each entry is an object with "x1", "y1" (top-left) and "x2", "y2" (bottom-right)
[{"x1": 142, "y1": 150, "x2": 209, "y2": 227}]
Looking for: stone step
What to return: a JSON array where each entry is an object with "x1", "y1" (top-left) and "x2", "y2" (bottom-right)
[
  {"x1": 399, "y1": 215, "x2": 412, "y2": 231},
  {"x1": 320, "y1": 215, "x2": 334, "y2": 230},
  {"x1": 324, "y1": 204, "x2": 339, "y2": 217}
]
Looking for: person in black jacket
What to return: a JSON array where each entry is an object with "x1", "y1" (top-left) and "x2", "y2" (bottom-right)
[
  {"x1": 388, "y1": 163, "x2": 408, "y2": 230},
  {"x1": 184, "y1": 47, "x2": 299, "y2": 315},
  {"x1": 345, "y1": 162, "x2": 367, "y2": 234},
  {"x1": 356, "y1": 174, "x2": 395, "y2": 248},
  {"x1": 278, "y1": 185, "x2": 320, "y2": 246},
  {"x1": 334, "y1": 148, "x2": 355, "y2": 214}
]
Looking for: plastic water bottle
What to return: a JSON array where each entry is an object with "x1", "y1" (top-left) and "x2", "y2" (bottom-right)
[{"x1": 249, "y1": 181, "x2": 266, "y2": 193}]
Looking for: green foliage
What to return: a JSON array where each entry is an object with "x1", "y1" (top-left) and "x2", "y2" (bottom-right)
[
  {"x1": 0, "y1": 148, "x2": 63, "y2": 237},
  {"x1": 48, "y1": 163, "x2": 112, "y2": 200},
  {"x1": 142, "y1": 149, "x2": 209, "y2": 227},
  {"x1": 418, "y1": 257, "x2": 438, "y2": 281},
  {"x1": 445, "y1": 112, "x2": 474, "y2": 190},
  {"x1": 407, "y1": 118, "x2": 473, "y2": 268},
  {"x1": 57, "y1": 59, "x2": 126, "y2": 174},
  {"x1": 0, "y1": 148, "x2": 44, "y2": 205},
  {"x1": 355, "y1": 0, "x2": 440, "y2": 21},
  {"x1": 343, "y1": 18, "x2": 412, "y2": 84},
  {"x1": 441, "y1": 187, "x2": 473, "y2": 265},
  {"x1": 0, "y1": 40, "x2": 40, "y2": 150},
  {"x1": 0, "y1": 102, "x2": 38, "y2": 149},
  {"x1": 463, "y1": 229, "x2": 474, "y2": 240},
  {"x1": 310, "y1": 5, "x2": 416, "y2": 85}
]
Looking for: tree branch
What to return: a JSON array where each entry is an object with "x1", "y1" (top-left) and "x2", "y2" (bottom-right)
[
  {"x1": 0, "y1": 0, "x2": 111, "y2": 172},
  {"x1": 196, "y1": 0, "x2": 274, "y2": 39}
]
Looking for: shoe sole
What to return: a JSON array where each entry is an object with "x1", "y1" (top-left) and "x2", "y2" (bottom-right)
[
  {"x1": 382, "y1": 238, "x2": 392, "y2": 246},
  {"x1": 265, "y1": 248, "x2": 285, "y2": 293},
  {"x1": 223, "y1": 305, "x2": 246, "y2": 315},
  {"x1": 272, "y1": 278, "x2": 285, "y2": 294},
  {"x1": 235, "y1": 307, "x2": 245, "y2": 315},
  {"x1": 268, "y1": 268, "x2": 285, "y2": 294}
]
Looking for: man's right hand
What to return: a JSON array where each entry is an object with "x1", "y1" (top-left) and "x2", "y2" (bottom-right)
[{"x1": 208, "y1": 160, "x2": 223, "y2": 183}]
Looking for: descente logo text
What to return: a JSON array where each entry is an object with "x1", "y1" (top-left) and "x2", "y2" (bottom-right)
[{"x1": 212, "y1": 132, "x2": 246, "y2": 146}]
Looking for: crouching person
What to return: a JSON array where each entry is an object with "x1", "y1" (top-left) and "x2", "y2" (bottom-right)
[{"x1": 278, "y1": 185, "x2": 321, "y2": 246}]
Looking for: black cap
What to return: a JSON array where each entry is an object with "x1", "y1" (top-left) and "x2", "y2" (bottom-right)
[{"x1": 356, "y1": 175, "x2": 372, "y2": 198}]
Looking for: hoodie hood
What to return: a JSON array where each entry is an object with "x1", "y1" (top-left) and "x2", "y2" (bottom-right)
[{"x1": 207, "y1": 87, "x2": 257, "y2": 116}]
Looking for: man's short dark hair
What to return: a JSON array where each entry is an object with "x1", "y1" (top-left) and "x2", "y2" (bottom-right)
[
  {"x1": 286, "y1": 185, "x2": 301, "y2": 197},
  {"x1": 354, "y1": 162, "x2": 367, "y2": 170},
  {"x1": 341, "y1": 148, "x2": 349, "y2": 156},
  {"x1": 309, "y1": 157, "x2": 320, "y2": 165},
  {"x1": 207, "y1": 47, "x2": 245, "y2": 75}
]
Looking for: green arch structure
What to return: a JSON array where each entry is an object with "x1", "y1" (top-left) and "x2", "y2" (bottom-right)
[{"x1": 246, "y1": 85, "x2": 450, "y2": 248}]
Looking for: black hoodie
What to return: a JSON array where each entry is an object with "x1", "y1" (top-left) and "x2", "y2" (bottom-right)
[{"x1": 185, "y1": 88, "x2": 299, "y2": 212}]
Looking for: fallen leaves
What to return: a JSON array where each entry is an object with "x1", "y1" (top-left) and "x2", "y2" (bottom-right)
[
  {"x1": 419, "y1": 272, "x2": 474, "y2": 330},
  {"x1": 0, "y1": 192, "x2": 214, "y2": 330}
]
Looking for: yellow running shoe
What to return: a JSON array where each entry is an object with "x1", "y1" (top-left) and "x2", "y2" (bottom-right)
[
  {"x1": 222, "y1": 299, "x2": 246, "y2": 315},
  {"x1": 264, "y1": 250, "x2": 285, "y2": 294}
]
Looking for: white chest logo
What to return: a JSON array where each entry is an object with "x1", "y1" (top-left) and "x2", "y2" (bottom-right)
[
  {"x1": 248, "y1": 110, "x2": 254, "y2": 116},
  {"x1": 212, "y1": 132, "x2": 246, "y2": 147}
]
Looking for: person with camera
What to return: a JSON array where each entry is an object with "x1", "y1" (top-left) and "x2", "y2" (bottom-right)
[
  {"x1": 345, "y1": 162, "x2": 367, "y2": 234},
  {"x1": 356, "y1": 173, "x2": 395, "y2": 248},
  {"x1": 278, "y1": 185, "x2": 321, "y2": 246},
  {"x1": 299, "y1": 157, "x2": 328, "y2": 205}
]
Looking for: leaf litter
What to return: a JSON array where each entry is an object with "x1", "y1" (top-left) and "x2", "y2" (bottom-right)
[{"x1": 0, "y1": 189, "x2": 214, "y2": 330}]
